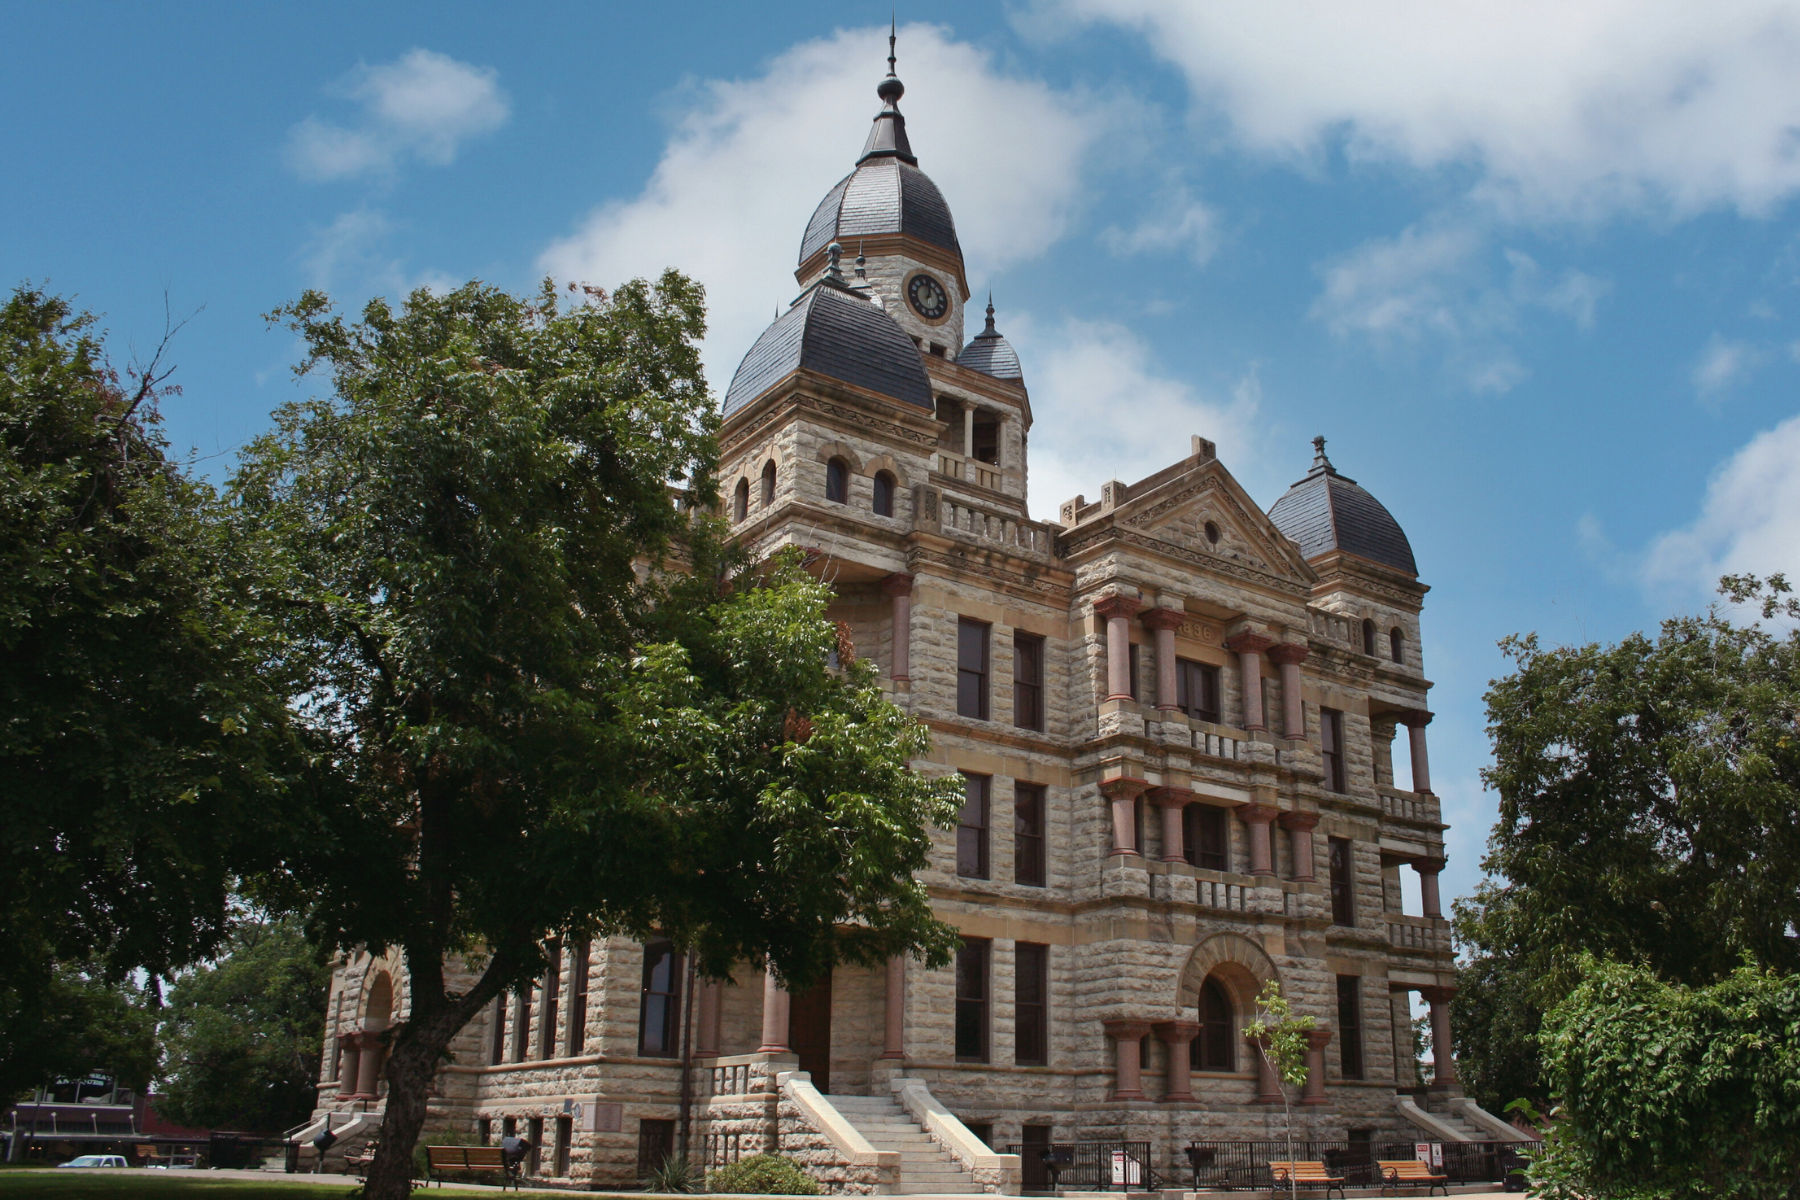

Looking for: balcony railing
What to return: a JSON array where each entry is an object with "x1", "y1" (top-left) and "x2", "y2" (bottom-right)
[
  {"x1": 1378, "y1": 785, "x2": 1441, "y2": 826},
  {"x1": 1387, "y1": 914, "x2": 1450, "y2": 954},
  {"x1": 936, "y1": 495, "x2": 1054, "y2": 556},
  {"x1": 936, "y1": 451, "x2": 1005, "y2": 492}
]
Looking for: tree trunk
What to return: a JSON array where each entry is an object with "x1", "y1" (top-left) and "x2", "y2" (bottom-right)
[{"x1": 362, "y1": 1014, "x2": 459, "y2": 1200}]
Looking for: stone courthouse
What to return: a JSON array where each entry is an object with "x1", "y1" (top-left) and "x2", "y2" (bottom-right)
[{"x1": 310, "y1": 46, "x2": 1519, "y2": 1193}]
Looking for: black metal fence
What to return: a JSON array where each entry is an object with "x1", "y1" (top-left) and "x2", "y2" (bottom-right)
[
  {"x1": 1008, "y1": 1142, "x2": 1162, "y2": 1192},
  {"x1": 1093, "y1": 1140, "x2": 1535, "y2": 1192}
]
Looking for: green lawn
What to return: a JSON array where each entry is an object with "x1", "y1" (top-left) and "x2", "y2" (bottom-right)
[{"x1": 0, "y1": 1173, "x2": 528, "y2": 1199}]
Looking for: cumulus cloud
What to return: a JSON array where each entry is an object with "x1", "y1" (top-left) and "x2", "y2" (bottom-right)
[
  {"x1": 1101, "y1": 186, "x2": 1220, "y2": 264},
  {"x1": 288, "y1": 49, "x2": 510, "y2": 181},
  {"x1": 1010, "y1": 316, "x2": 1262, "y2": 520},
  {"x1": 537, "y1": 23, "x2": 1112, "y2": 392},
  {"x1": 1644, "y1": 413, "x2": 1800, "y2": 604},
  {"x1": 1031, "y1": 0, "x2": 1800, "y2": 221},
  {"x1": 1691, "y1": 334, "x2": 1761, "y2": 398}
]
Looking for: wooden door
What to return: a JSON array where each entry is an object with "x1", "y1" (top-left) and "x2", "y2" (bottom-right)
[{"x1": 787, "y1": 971, "x2": 833, "y2": 1093}]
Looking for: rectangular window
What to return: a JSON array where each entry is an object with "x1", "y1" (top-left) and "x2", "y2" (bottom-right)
[
  {"x1": 958, "y1": 774, "x2": 991, "y2": 880},
  {"x1": 1183, "y1": 804, "x2": 1228, "y2": 871},
  {"x1": 553, "y1": 1115, "x2": 572, "y2": 1176},
  {"x1": 1012, "y1": 633, "x2": 1045, "y2": 732},
  {"x1": 511, "y1": 985, "x2": 533, "y2": 1063},
  {"x1": 1013, "y1": 784, "x2": 1046, "y2": 887},
  {"x1": 958, "y1": 619, "x2": 990, "y2": 720},
  {"x1": 1014, "y1": 942, "x2": 1049, "y2": 1066},
  {"x1": 1329, "y1": 837, "x2": 1356, "y2": 927},
  {"x1": 538, "y1": 938, "x2": 560, "y2": 1061},
  {"x1": 490, "y1": 994, "x2": 506, "y2": 1066},
  {"x1": 527, "y1": 1116, "x2": 543, "y2": 1176},
  {"x1": 565, "y1": 938, "x2": 590, "y2": 1056},
  {"x1": 955, "y1": 939, "x2": 990, "y2": 1062},
  {"x1": 1321, "y1": 706, "x2": 1346, "y2": 792},
  {"x1": 636, "y1": 1119, "x2": 675, "y2": 1178},
  {"x1": 638, "y1": 940, "x2": 683, "y2": 1057},
  {"x1": 1175, "y1": 658, "x2": 1222, "y2": 724},
  {"x1": 1336, "y1": 976, "x2": 1365, "y2": 1080},
  {"x1": 1021, "y1": 1125, "x2": 1053, "y2": 1191},
  {"x1": 1127, "y1": 643, "x2": 1141, "y2": 700}
]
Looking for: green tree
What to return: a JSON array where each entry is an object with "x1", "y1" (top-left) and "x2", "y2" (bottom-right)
[
  {"x1": 1452, "y1": 574, "x2": 1800, "y2": 1111},
  {"x1": 1532, "y1": 957, "x2": 1800, "y2": 1200},
  {"x1": 235, "y1": 278, "x2": 962, "y2": 1200},
  {"x1": 155, "y1": 918, "x2": 332, "y2": 1133},
  {"x1": 1243, "y1": 980, "x2": 1314, "y2": 1197},
  {"x1": 0, "y1": 964, "x2": 158, "y2": 1106},
  {"x1": 0, "y1": 286, "x2": 293, "y2": 1097}
]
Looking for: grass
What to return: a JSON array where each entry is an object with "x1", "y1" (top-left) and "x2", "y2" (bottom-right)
[{"x1": 0, "y1": 1172, "x2": 533, "y2": 1199}]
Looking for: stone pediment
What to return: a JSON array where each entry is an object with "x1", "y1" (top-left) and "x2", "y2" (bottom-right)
[{"x1": 1097, "y1": 458, "x2": 1318, "y2": 587}]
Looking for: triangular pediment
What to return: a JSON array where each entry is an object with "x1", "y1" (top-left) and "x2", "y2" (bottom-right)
[{"x1": 1111, "y1": 458, "x2": 1318, "y2": 586}]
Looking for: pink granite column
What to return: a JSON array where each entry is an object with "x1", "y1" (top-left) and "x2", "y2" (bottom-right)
[
  {"x1": 758, "y1": 969, "x2": 791, "y2": 1053},
  {"x1": 1266, "y1": 642, "x2": 1310, "y2": 739},
  {"x1": 1141, "y1": 607, "x2": 1185, "y2": 712},
  {"x1": 1278, "y1": 811, "x2": 1321, "y2": 881},
  {"x1": 1399, "y1": 710, "x2": 1435, "y2": 794},
  {"x1": 1103, "y1": 1020, "x2": 1154, "y2": 1100},
  {"x1": 881, "y1": 955, "x2": 906, "y2": 1059},
  {"x1": 1239, "y1": 803, "x2": 1279, "y2": 877},
  {"x1": 353, "y1": 1030, "x2": 384, "y2": 1099},
  {"x1": 1154, "y1": 1021, "x2": 1200, "y2": 1102},
  {"x1": 1147, "y1": 786, "x2": 1193, "y2": 864},
  {"x1": 881, "y1": 573, "x2": 913, "y2": 684},
  {"x1": 1224, "y1": 630, "x2": 1276, "y2": 731},
  {"x1": 335, "y1": 1032, "x2": 362, "y2": 1099},
  {"x1": 1095, "y1": 594, "x2": 1145, "y2": 702},
  {"x1": 1301, "y1": 1029, "x2": 1334, "y2": 1105},
  {"x1": 1100, "y1": 777, "x2": 1149, "y2": 857},
  {"x1": 1248, "y1": 1035, "x2": 1284, "y2": 1104},
  {"x1": 1421, "y1": 986, "x2": 1459, "y2": 1087},
  {"x1": 1415, "y1": 858, "x2": 1445, "y2": 920},
  {"x1": 695, "y1": 979, "x2": 722, "y2": 1057}
]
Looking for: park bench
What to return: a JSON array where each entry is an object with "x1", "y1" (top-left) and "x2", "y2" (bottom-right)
[
  {"x1": 1378, "y1": 1159, "x2": 1450, "y2": 1196},
  {"x1": 426, "y1": 1144, "x2": 518, "y2": 1190},
  {"x1": 343, "y1": 1141, "x2": 377, "y2": 1176},
  {"x1": 1268, "y1": 1160, "x2": 1347, "y2": 1198}
]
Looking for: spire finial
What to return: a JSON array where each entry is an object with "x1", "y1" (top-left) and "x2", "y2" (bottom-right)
[
  {"x1": 888, "y1": 12, "x2": 897, "y2": 78},
  {"x1": 1311, "y1": 434, "x2": 1333, "y2": 472},
  {"x1": 984, "y1": 292, "x2": 997, "y2": 334},
  {"x1": 826, "y1": 241, "x2": 844, "y2": 282},
  {"x1": 854, "y1": 241, "x2": 867, "y2": 282}
]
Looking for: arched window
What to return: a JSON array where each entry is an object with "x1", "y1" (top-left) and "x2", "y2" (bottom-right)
[
  {"x1": 1190, "y1": 977, "x2": 1236, "y2": 1072},
  {"x1": 1361, "y1": 618, "x2": 1377, "y2": 656},
  {"x1": 825, "y1": 458, "x2": 849, "y2": 504},
  {"x1": 732, "y1": 477, "x2": 749, "y2": 522},
  {"x1": 873, "y1": 471, "x2": 896, "y2": 517},
  {"x1": 1390, "y1": 626, "x2": 1405, "y2": 664},
  {"x1": 761, "y1": 459, "x2": 777, "y2": 507}
]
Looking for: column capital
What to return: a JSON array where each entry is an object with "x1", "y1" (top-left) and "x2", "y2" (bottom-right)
[
  {"x1": 1418, "y1": 985, "x2": 1458, "y2": 1005},
  {"x1": 1304, "y1": 1028, "x2": 1335, "y2": 1049},
  {"x1": 1094, "y1": 593, "x2": 1145, "y2": 621},
  {"x1": 1145, "y1": 784, "x2": 1194, "y2": 808},
  {"x1": 1397, "y1": 709, "x2": 1435, "y2": 728},
  {"x1": 1266, "y1": 641, "x2": 1310, "y2": 666},
  {"x1": 1099, "y1": 775, "x2": 1150, "y2": 801},
  {"x1": 879, "y1": 572, "x2": 914, "y2": 598},
  {"x1": 1140, "y1": 606, "x2": 1186, "y2": 632},
  {"x1": 1412, "y1": 856, "x2": 1447, "y2": 875},
  {"x1": 1278, "y1": 809, "x2": 1321, "y2": 832},
  {"x1": 1224, "y1": 629, "x2": 1277, "y2": 655},
  {"x1": 1152, "y1": 1020, "x2": 1201, "y2": 1044},
  {"x1": 1102, "y1": 1018, "x2": 1156, "y2": 1040},
  {"x1": 1238, "y1": 802, "x2": 1281, "y2": 826}
]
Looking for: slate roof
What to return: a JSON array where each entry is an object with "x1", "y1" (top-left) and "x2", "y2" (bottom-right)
[
  {"x1": 799, "y1": 158, "x2": 962, "y2": 267},
  {"x1": 1267, "y1": 439, "x2": 1417, "y2": 575},
  {"x1": 957, "y1": 300, "x2": 1023, "y2": 382},
  {"x1": 722, "y1": 281, "x2": 933, "y2": 417}
]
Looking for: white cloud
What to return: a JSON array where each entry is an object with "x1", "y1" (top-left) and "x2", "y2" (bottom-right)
[
  {"x1": 1644, "y1": 412, "x2": 1800, "y2": 603},
  {"x1": 537, "y1": 23, "x2": 1112, "y2": 392},
  {"x1": 1101, "y1": 186, "x2": 1220, "y2": 264},
  {"x1": 1009, "y1": 315, "x2": 1262, "y2": 520},
  {"x1": 299, "y1": 208, "x2": 400, "y2": 290},
  {"x1": 288, "y1": 49, "x2": 509, "y2": 181},
  {"x1": 1691, "y1": 334, "x2": 1761, "y2": 397},
  {"x1": 1032, "y1": 0, "x2": 1800, "y2": 221}
]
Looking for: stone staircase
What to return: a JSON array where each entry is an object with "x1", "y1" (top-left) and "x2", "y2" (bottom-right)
[
  {"x1": 829, "y1": 1095, "x2": 983, "y2": 1195},
  {"x1": 1420, "y1": 1096, "x2": 1486, "y2": 1140}
]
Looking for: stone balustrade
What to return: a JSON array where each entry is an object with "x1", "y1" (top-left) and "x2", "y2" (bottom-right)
[
  {"x1": 1387, "y1": 915, "x2": 1450, "y2": 954},
  {"x1": 936, "y1": 495, "x2": 1054, "y2": 556},
  {"x1": 1378, "y1": 784, "x2": 1442, "y2": 826},
  {"x1": 935, "y1": 450, "x2": 1005, "y2": 493}
]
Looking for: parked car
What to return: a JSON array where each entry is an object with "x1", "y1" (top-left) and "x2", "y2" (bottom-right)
[{"x1": 58, "y1": 1155, "x2": 128, "y2": 1168}]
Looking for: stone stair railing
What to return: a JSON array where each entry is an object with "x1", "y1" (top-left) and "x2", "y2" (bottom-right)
[
  {"x1": 890, "y1": 1077, "x2": 1021, "y2": 1194},
  {"x1": 777, "y1": 1072, "x2": 899, "y2": 1194}
]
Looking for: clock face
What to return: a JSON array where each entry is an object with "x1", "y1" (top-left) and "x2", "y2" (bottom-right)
[{"x1": 907, "y1": 273, "x2": 949, "y2": 321}]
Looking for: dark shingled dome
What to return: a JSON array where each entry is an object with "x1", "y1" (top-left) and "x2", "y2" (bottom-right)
[
  {"x1": 799, "y1": 158, "x2": 962, "y2": 267},
  {"x1": 1267, "y1": 439, "x2": 1417, "y2": 575},
  {"x1": 723, "y1": 282, "x2": 932, "y2": 416},
  {"x1": 957, "y1": 299, "x2": 1023, "y2": 382}
]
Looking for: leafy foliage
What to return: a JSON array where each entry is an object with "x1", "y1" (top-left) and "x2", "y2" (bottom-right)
[
  {"x1": 1531, "y1": 958, "x2": 1800, "y2": 1200},
  {"x1": 645, "y1": 1151, "x2": 701, "y2": 1193},
  {"x1": 1243, "y1": 980, "x2": 1315, "y2": 1197},
  {"x1": 155, "y1": 919, "x2": 332, "y2": 1133},
  {"x1": 705, "y1": 1154, "x2": 822, "y2": 1195},
  {"x1": 0, "y1": 964, "x2": 157, "y2": 1103}
]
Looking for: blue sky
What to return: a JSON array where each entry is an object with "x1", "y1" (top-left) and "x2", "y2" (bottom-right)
[{"x1": 8, "y1": 1, "x2": 1800, "y2": 911}]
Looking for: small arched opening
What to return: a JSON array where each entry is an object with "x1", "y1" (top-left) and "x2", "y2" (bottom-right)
[
  {"x1": 761, "y1": 459, "x2": 777, "y2": 507},
  {"x1": 1390, "y1": 626, "x2": 1405, "y2": 664},
  {"x1": 873, "y1": 470, "x2": 896, "y2": 517},
  {"x1": 1361, "y1": 618, "x2": 1378, "y2": 657},
  {"x1": 1190, "y1": 976, "x2": 1237, "y2": 1072},
  {"x1": 732, "y1": 477, "x2": 749, "y2": 522},
  {"x1": 825, "y1": 458, "x2": 849, "y2": 504},
  {"x1": 362, "y1": 972, "x2": 394, "y2": 1031}
]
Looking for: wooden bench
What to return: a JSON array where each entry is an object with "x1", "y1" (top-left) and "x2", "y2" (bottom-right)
[
  {"x1": 1378, "y1": 1159, "x2": 1450, "y2": 1196},
  {"x1": 426, "y1": 1145, "x2": 518, "y2": 1190},
  {"x1": 343, "y1": 1141, "x2": 377, "y2": 1176},
  {"x1": 1268, "y1": 1160, "x2": 1347, "y2": 1198}
]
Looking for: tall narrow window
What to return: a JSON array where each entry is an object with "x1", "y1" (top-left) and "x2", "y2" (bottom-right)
[
  {"x1": 957, "y1": 619, "x2": 990, "y2": 720},
  {"x1": 1014, "y1": 783, "x2": 1046, "y2": 887},
  {"x1": 825, "y1": 457, "x2": 849, "y2": 504},
  {"x1": 638, "y1": 939, "x2": 682, "y2": 1057},
  {"x1": 873, "y1": 471, "x2": 896, "y2": 517},
  {"x1": 1329, "y1": 837, "x2": 1356, "y2": 927},
  {"x1": 511, "y1": 983, "x2": 532, "y2": 1063},
  {"x1": 1336, "y1": 975, "x2": 1364, "y2": 1080},
  {"x1": 958, "y1": 774, "x2": 990, "y2": 879},
  {"x1": 1183, "y1": 804, "x2": 1228, "y2": 871},
  {"x1": 1127, "y1": 643, "x2": 1141, "y2": 700},
  {"x1": 1014, "y1": 942, "x2": 1048, "y2": 1066},
  {"x1": 1175, "y1": 658, "x2": 1222, "y2": 724},
  {"x1": 1362, "y1": 618, "x2": 1378, "y2": 656},
  {"x1": 553, "y1": 1115, "x2": 572, "y2": 1176},
  {"x1": 565, "y1": 938, "x2": 590, "y2": 1056},
  {"x1": 732, "y1": 478, "x2": 749, "y2": 522},
  {"x1": 490, "y1": 993, "x2": 507, "y2": 1066},
  {"x1": 538, "y1": 938, "x2": 561, "y2": 1060},
  {"x1": 1012, "y1": 633, "x2": 1044, "y2": 731},
  {"x1": 1192, "y1": 977, "x2": 1235, "y2": 1071},
  {"x1": 1320, "y1": 707, "x2": 1346, "y2": 792},
  {"x1": 955, "y1": 939, "x2": 990, "y2": 1062},
  {"x1": 760, "y1": 459, "x2": 776, "y2": 507},
  {"x1": 1390, "y1": 627, "x2": 1405, "y2": 664}
]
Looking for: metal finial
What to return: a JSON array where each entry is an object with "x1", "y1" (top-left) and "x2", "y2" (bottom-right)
[
  {"x1": 984, "y1": 292, "x2": 997, "y2": 333},
  {"x1": 854, "y1": 241, "x2": 867, "y2": 281},
  {"x1": 1311, "y1": 435, "x2": 1332, "y2": 470},
  {"x1": 888, "y1": 13, "x2": 897, "y2": 77},
  {"x1": 826, "y1": 241, "x2": 844, "y2": 282}
]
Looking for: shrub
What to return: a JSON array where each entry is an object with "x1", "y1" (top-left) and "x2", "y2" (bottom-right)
[
  {"x1": 646, "y1": 1151, "x2": 701, "y2": 1193},
  {"x1": 705, "y1": 1153, "x2": 822, "y2": 1195}
]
